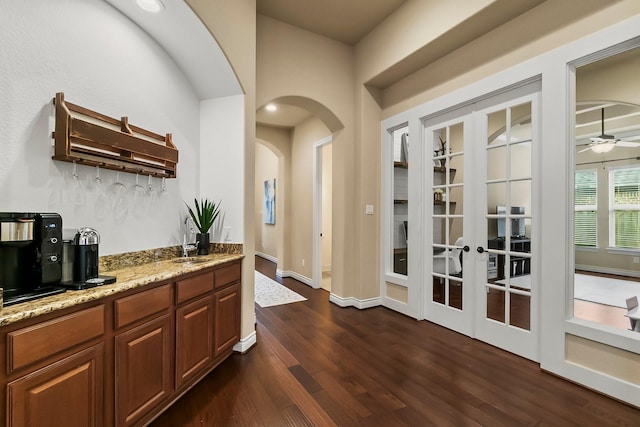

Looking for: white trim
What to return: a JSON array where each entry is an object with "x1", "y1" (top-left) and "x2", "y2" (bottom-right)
[
  {"x1": 565, "y1": 319, "x2": 640, "y2": 354},
  {"x1": 606, "y1": 248, "x2": 640, "y2": 256},
  {"x1": 255, "y1": 251, "x2": 277, "y2": 263},
  {"x1": 277, "y1": 270, "x2": 314, "y2": 287},
  {"x1": 575, "y1": 264, "x2": 640, "y2": 279},
  {"x1": 382, "y1": 296, "x2": 416, "y2": 318},
  {"x1": 329, "y1": 293, "x2": 382, "y2": 309},
  {"x1": 233, "y1": 331, "x2": 257, "y2": 353}
]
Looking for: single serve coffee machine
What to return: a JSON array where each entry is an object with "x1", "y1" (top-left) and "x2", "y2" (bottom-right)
[
  {"x1": 61, "y1": 227, "x2": 116, "y2": 289},
  {"x1": 0, "y1": 213, "x2": 67, "y2": 306}
]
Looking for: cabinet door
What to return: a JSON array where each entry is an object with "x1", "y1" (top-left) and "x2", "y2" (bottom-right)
[
  {"x1": 175, "y1": 296, "x2": 213, "y2": 388},
  {"x1": 115, "y1": 314, "x2": 172, "y2": 427},
  {"x1": 7, "y1": 344, "x2": 104, "y2": 427},
  {"x1": 213, "y1": 283, "x2": 240, "y2": 356}
]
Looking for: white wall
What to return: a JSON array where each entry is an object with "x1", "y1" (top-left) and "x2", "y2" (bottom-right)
[
  {"x1": 200, "y1": 95, "x2": 245, "y2": 243},
  {"x1": 0, "y1": 0, "x2": 202, "y2": 255}
]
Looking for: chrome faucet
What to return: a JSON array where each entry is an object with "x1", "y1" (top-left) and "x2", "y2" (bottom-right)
[{"x1": 182, "y1": 217, "x2": 196, "y2": 257}]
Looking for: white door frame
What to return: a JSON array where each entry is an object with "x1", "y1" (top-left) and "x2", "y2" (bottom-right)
[{"x1": 313, "y1": 136, "x2": 332, "y2": 290}]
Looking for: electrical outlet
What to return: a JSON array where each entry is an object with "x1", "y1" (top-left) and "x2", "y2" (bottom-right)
[
  {"x1": 634, "y1": 257, "x2": 640, "y2": 264},
  {"x1": 302, "y1": 259, "x2": 305, "y2": 267}
]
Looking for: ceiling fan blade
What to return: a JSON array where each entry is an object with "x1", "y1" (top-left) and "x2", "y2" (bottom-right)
[
  {"x1": 615, "y1": 140, "x2": 640, "y2": 147},
  {"x1": 578, "y1": 145, "x2": 594, "y2": 153}
]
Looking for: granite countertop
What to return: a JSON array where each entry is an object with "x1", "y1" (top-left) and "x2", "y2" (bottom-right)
[{"x1": 0, "y1": 252, "x2": 244, "y2": 327}]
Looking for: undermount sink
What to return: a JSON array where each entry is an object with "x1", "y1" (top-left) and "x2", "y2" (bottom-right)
[{"x1": 171, "y1": 257, "x2": 209, "y2": 264}]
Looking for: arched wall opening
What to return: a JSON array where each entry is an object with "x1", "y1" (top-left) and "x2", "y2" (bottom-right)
[{"x1": 256, "y1": 96, "x2": 342, "y2": 287}]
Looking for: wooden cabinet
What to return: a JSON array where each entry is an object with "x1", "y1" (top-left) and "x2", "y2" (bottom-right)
[
  {"x1": 7, "y1": 344, "x2": 104, "y2": 427},
  {"x1": 175, "y1": 296, "x2": 214, "y2": 388},
  {"x1": 115, "y1": 315, "x2": 172, "y2": 427},
  {"x1": 214, "y1": 283, "x2": 240, "y2": 356},
  {"x1": 0, "y1": 258, "x2": 242, "y2": 427}
]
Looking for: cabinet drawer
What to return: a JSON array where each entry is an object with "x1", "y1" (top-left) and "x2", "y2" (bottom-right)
[
  {"x1": 176, "y1": 271, "x2": 214, "y2": 305},
  {"x1": 214, "y1": 262, "x2": 241, "y2": 289},
  {"x1": 8, "y1": 305, "x2": 104, "y2": 373},
  {"x1": 114, "y1": 285, "x2": 171, "y2": 330}
]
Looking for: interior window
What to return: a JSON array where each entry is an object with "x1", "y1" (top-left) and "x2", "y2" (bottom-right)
[{"x1": 573, "y1": 47, "x2": 640, "y2": 331}]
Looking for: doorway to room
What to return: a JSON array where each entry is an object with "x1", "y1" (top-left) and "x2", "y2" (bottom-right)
[
  {"x1": 314, "y1": 136, "x2": 333, "y2": 291},
  {"x1": 423, "y1": 84, "x2": 540, "y2": 361}
]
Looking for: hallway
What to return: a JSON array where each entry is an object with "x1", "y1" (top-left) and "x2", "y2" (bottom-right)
[{"x1": 151, "y1": 257, "x2": 640, "y2": 426}]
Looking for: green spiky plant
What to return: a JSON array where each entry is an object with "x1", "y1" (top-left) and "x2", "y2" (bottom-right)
[{"x1": 186, "y1": 198, "x2": 222, "y2": 234}]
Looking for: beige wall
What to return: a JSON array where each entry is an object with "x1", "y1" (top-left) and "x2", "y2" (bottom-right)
[
  {"x1": 256, "y1": 125, "x2": 292, "y2": 273},
  {"x1": 566, "y1": 335, "x2": 640, "y2": 385},
  {"x1": 255, "y1": 143, "x2": 279, "y2": 258},
  {"x1": 257, "y1": 15, "x2": 354, "y2": 294},
  {"x1": 290, "y1": 117, "x2": 331, "y2": 279},
  {"x1": 379, "y1": 0, "x2": 640, "y2": 116},
  {"x1": 186, "y1": 0, "x2": 257, "y2": 343}
]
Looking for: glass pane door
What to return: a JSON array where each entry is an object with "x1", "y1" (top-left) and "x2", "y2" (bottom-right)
[
  {"x1": 425, "y1": 116, "x2": 473, "y2": 336},
  {"x1": 476, "y1": 96, "x2": 539, "y2": 361},
  {"x1": 432, "y1": 123, "x2": 465, "y2": 308}
]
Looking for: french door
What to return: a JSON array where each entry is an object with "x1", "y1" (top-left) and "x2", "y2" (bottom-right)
[
  {"x1": 423, "y1": 89, "x2": 540, "y2": 361},
  {"x1": 424, "y1": 116, "x2": 474, "y2": 336}
]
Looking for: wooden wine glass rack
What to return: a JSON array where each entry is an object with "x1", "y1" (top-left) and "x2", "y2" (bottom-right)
[{"x1": 52, "y1": 92, "x2": 178, "y2": 178}]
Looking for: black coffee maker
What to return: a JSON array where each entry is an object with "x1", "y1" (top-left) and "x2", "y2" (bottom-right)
[
  {"x1": 61, "y1": 227, "x2": 116, "y2": 289},
  {"x1": 0, "y1": 213, "x2": 66, "y2": 306}
]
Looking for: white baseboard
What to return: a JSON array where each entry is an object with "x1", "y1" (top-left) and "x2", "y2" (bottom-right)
[
  {"x1": 576, "y1": 264, "x2": 640, "y2": 279},
  {"x1": 277, "y1": 269, "x2": 314, "y2": 287},
  {"x1": 329, "y1": 293, "x2": 382, "y2": 309},
  {"x1": 255, "y1": 251, "x2": 277, "y2": 263},
  {"x1": 233, "y1": 331, "x2": 257, "y2": 354}
]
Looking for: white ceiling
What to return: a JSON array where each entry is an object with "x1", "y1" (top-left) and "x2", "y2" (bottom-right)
[
  {"x1": 105, "y1": 0, "x2": 242, "y2": 100},
  {"x1": 256, "y1": 0, "x2": 407, "y2": 45}
]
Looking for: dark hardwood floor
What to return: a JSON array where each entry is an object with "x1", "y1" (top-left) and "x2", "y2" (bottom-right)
[{"x1": 150, "y1": 256, "x2": 640, "y2": 426}]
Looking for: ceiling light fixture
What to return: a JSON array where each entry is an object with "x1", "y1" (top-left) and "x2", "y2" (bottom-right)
[
  {"x1": 591, "y1": 142, "x2": 615, "y2": 153},
  {"x1": 136, "y1": 0, "x2": 165, "y2": 13},
  {"x1": 265, "y1": 103, "x2": 277, "y2": 112}
]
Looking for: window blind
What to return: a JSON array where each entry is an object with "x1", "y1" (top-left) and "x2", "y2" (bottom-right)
[
  {"x1": 575, "y1": 170, "x2": 597, "y2": 247},
  {"x1": 612, "y1": 167, "x2": 640, "y2": 249}
]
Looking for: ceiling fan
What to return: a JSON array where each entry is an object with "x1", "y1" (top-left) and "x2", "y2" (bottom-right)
[{"x1": 579, "y1": 108, "x2": 640, "y2": 153}]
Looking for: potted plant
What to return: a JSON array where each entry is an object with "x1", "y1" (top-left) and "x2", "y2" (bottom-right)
[{"x1": 185, "y1": 198, "x2": 222, "y2": 255}]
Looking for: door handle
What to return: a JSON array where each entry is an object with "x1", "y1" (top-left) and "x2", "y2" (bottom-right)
[
  {"x1": 476, "y1": 246, "x2": 485, "y2": 254},
  {"x1": 463, "y1": 245, "x2": 470, "y2": 252}
]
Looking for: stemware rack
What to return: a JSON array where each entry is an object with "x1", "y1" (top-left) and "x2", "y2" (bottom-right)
[{"x1": 52, "y1": 92, "x2": 178, "y2": 178}]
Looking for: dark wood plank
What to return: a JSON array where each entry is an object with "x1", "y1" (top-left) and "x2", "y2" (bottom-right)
[{"x1": 150, "y1": 256, "x2": 640, "y2": 427}]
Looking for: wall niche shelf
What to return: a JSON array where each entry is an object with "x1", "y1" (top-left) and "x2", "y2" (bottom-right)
[{"x1": 52, "y1": 92, "x2": 178, "y2": 178}]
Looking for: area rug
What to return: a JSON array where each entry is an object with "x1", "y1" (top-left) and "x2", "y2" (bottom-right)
[
  {"x1": 574, "y1": 273, "x2": 640, "y2": 309},
  {"x1": 495, "y1": 274, "x2": 640, "y2": 308},
  {"x1": 254, "y1": 271, "x2": 307, "y2": 308}
]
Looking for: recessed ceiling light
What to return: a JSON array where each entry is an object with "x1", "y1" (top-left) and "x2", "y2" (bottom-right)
[
  {"x1": 136, "y1": 0, "x2": 165, "y2": 13},
  {"x1": 265, "y1": 103, "x2": 277, "y2": 112}
]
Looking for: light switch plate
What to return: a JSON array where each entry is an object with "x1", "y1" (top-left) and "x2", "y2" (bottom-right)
[{"x1": 365, "y1": 204, "x2": 374, "y2": 215}]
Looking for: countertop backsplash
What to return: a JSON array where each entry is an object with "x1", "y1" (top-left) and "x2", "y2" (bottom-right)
[{"x1": 99, "y1": 243, "x2": 244, "y2": 272}]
